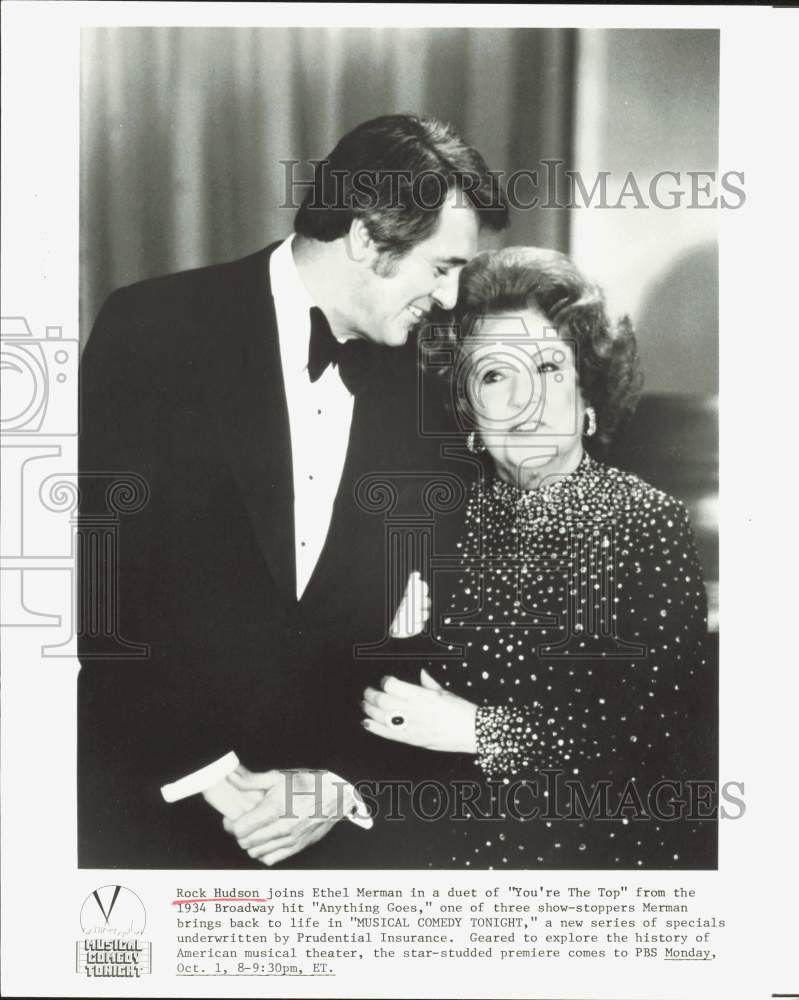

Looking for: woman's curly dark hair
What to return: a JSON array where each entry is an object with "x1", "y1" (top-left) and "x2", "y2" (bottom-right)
[{"x1": 447, "y1": 246, "x2": 643, "y2": 448}]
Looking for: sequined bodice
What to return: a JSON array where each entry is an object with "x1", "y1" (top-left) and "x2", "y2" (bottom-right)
[{"x1": 425, "y1": 456, "x2": 711, "y2": 869}]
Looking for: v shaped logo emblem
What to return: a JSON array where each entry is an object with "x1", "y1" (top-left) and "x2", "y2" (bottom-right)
[{"x1": 92, "y1": 885, "x2": 121, "y2": 926}]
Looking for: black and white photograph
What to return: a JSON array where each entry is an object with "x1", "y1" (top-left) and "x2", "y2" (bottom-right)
[
  {"x1": 77, "y1": 24, "x2": 720, "y2": 872},
  {"x1": 2, "y1": 4, "x2": 797, "y2": 999}
]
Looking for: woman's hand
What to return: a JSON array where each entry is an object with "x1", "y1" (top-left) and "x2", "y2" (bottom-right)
[{"x1": 361, "y1": 669, "x2": 478, "y2": 753}]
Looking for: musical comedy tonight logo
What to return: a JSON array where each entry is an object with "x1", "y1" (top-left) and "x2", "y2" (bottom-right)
[{"x1": 76, "y1": 885, "x2": 152, "y2": 978}]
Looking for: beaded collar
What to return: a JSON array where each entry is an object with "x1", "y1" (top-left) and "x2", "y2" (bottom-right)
[{"x1": 485, "y1": 451, "x2": 596, "y2": 509}]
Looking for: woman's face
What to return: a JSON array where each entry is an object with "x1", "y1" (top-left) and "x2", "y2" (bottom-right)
[{"x1": 460, "y1": 309, "x2": 587, "y2": 487}]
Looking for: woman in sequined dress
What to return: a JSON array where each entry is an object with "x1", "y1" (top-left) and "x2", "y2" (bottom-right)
[{"x1": 361, "y1": 247, "x2": 716, "y2": 869}]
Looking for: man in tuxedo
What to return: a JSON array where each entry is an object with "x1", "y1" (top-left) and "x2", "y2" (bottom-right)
[{"x1": 78, "y1": 113, "x2": 508, "y2": 868}]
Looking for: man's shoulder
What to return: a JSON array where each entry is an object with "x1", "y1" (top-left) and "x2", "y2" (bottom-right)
[
  {"x1": 103, "y1": 243, "x2": 280, "y2": 318},
  {"x1": 86, "y1": 243, "x2": 284, "y2": 365}
]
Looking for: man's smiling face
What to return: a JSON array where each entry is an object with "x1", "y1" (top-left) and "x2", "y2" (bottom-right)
[{"x1": 354, "y1": 188, "x2": 480, "y2": 347}]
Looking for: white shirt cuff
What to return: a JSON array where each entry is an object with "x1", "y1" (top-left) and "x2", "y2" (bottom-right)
[{"x1": 342, "y1": 782, "x2": 373, "y2": 830}]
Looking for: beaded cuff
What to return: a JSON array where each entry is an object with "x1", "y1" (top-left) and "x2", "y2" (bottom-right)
[{"x1": 475, "y1": 703, "x2": 538, "y2": 780}]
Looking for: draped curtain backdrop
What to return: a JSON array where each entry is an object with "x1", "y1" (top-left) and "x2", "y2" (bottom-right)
[
  {"x1": 81, "y1": 26, "x2": 575, "y2": 346},
  {"x1": 79, "y1": 26, "x2": 718, "y2": 621}
]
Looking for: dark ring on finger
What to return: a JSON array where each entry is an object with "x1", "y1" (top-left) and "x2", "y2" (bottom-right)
[{"x1": 390, "y1": 715, "x2": 406, "y2": 727}]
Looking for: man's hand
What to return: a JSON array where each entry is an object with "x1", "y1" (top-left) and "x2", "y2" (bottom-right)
[
  {"x1": 222, "y1": 767, "x2": 354, "y2": 866},
  {"x1": 361, "y1": 669, "x2": 478, "y2": 753}
]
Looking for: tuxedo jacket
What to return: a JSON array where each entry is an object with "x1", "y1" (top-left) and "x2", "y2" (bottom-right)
[{"x1": 78, "y1": 243, "x2": 458, "y2": 869}]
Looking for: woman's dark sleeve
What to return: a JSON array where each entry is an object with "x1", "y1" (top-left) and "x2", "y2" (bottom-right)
[{"x1": 473, "y1": 495, "x2": 711, "y2": 789}]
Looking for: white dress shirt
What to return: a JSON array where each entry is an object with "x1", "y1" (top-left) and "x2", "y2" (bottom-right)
[{"x1": 269, "y1": 235, "x2": 355, "y2": 599}]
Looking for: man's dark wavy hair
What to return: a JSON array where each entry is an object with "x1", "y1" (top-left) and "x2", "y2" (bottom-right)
[
  {"x1": 451, "y1": 246, "x2": 643, "y2": 447},
  {"x1": 294, "y1": 113, "x2": 508, "y2": 259}
]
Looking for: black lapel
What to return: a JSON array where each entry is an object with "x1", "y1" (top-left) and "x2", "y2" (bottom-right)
[{"x1": 195, "y1": 243, "x2": 297, "y2": 604}]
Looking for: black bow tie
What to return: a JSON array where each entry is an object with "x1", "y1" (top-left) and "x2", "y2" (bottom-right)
[
  {"x1": 308, "y1": 306, "x2": 343, "y2": 382},
  {"x1": 307, "y1": 306, "x2": 377, "y2": 395}
]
